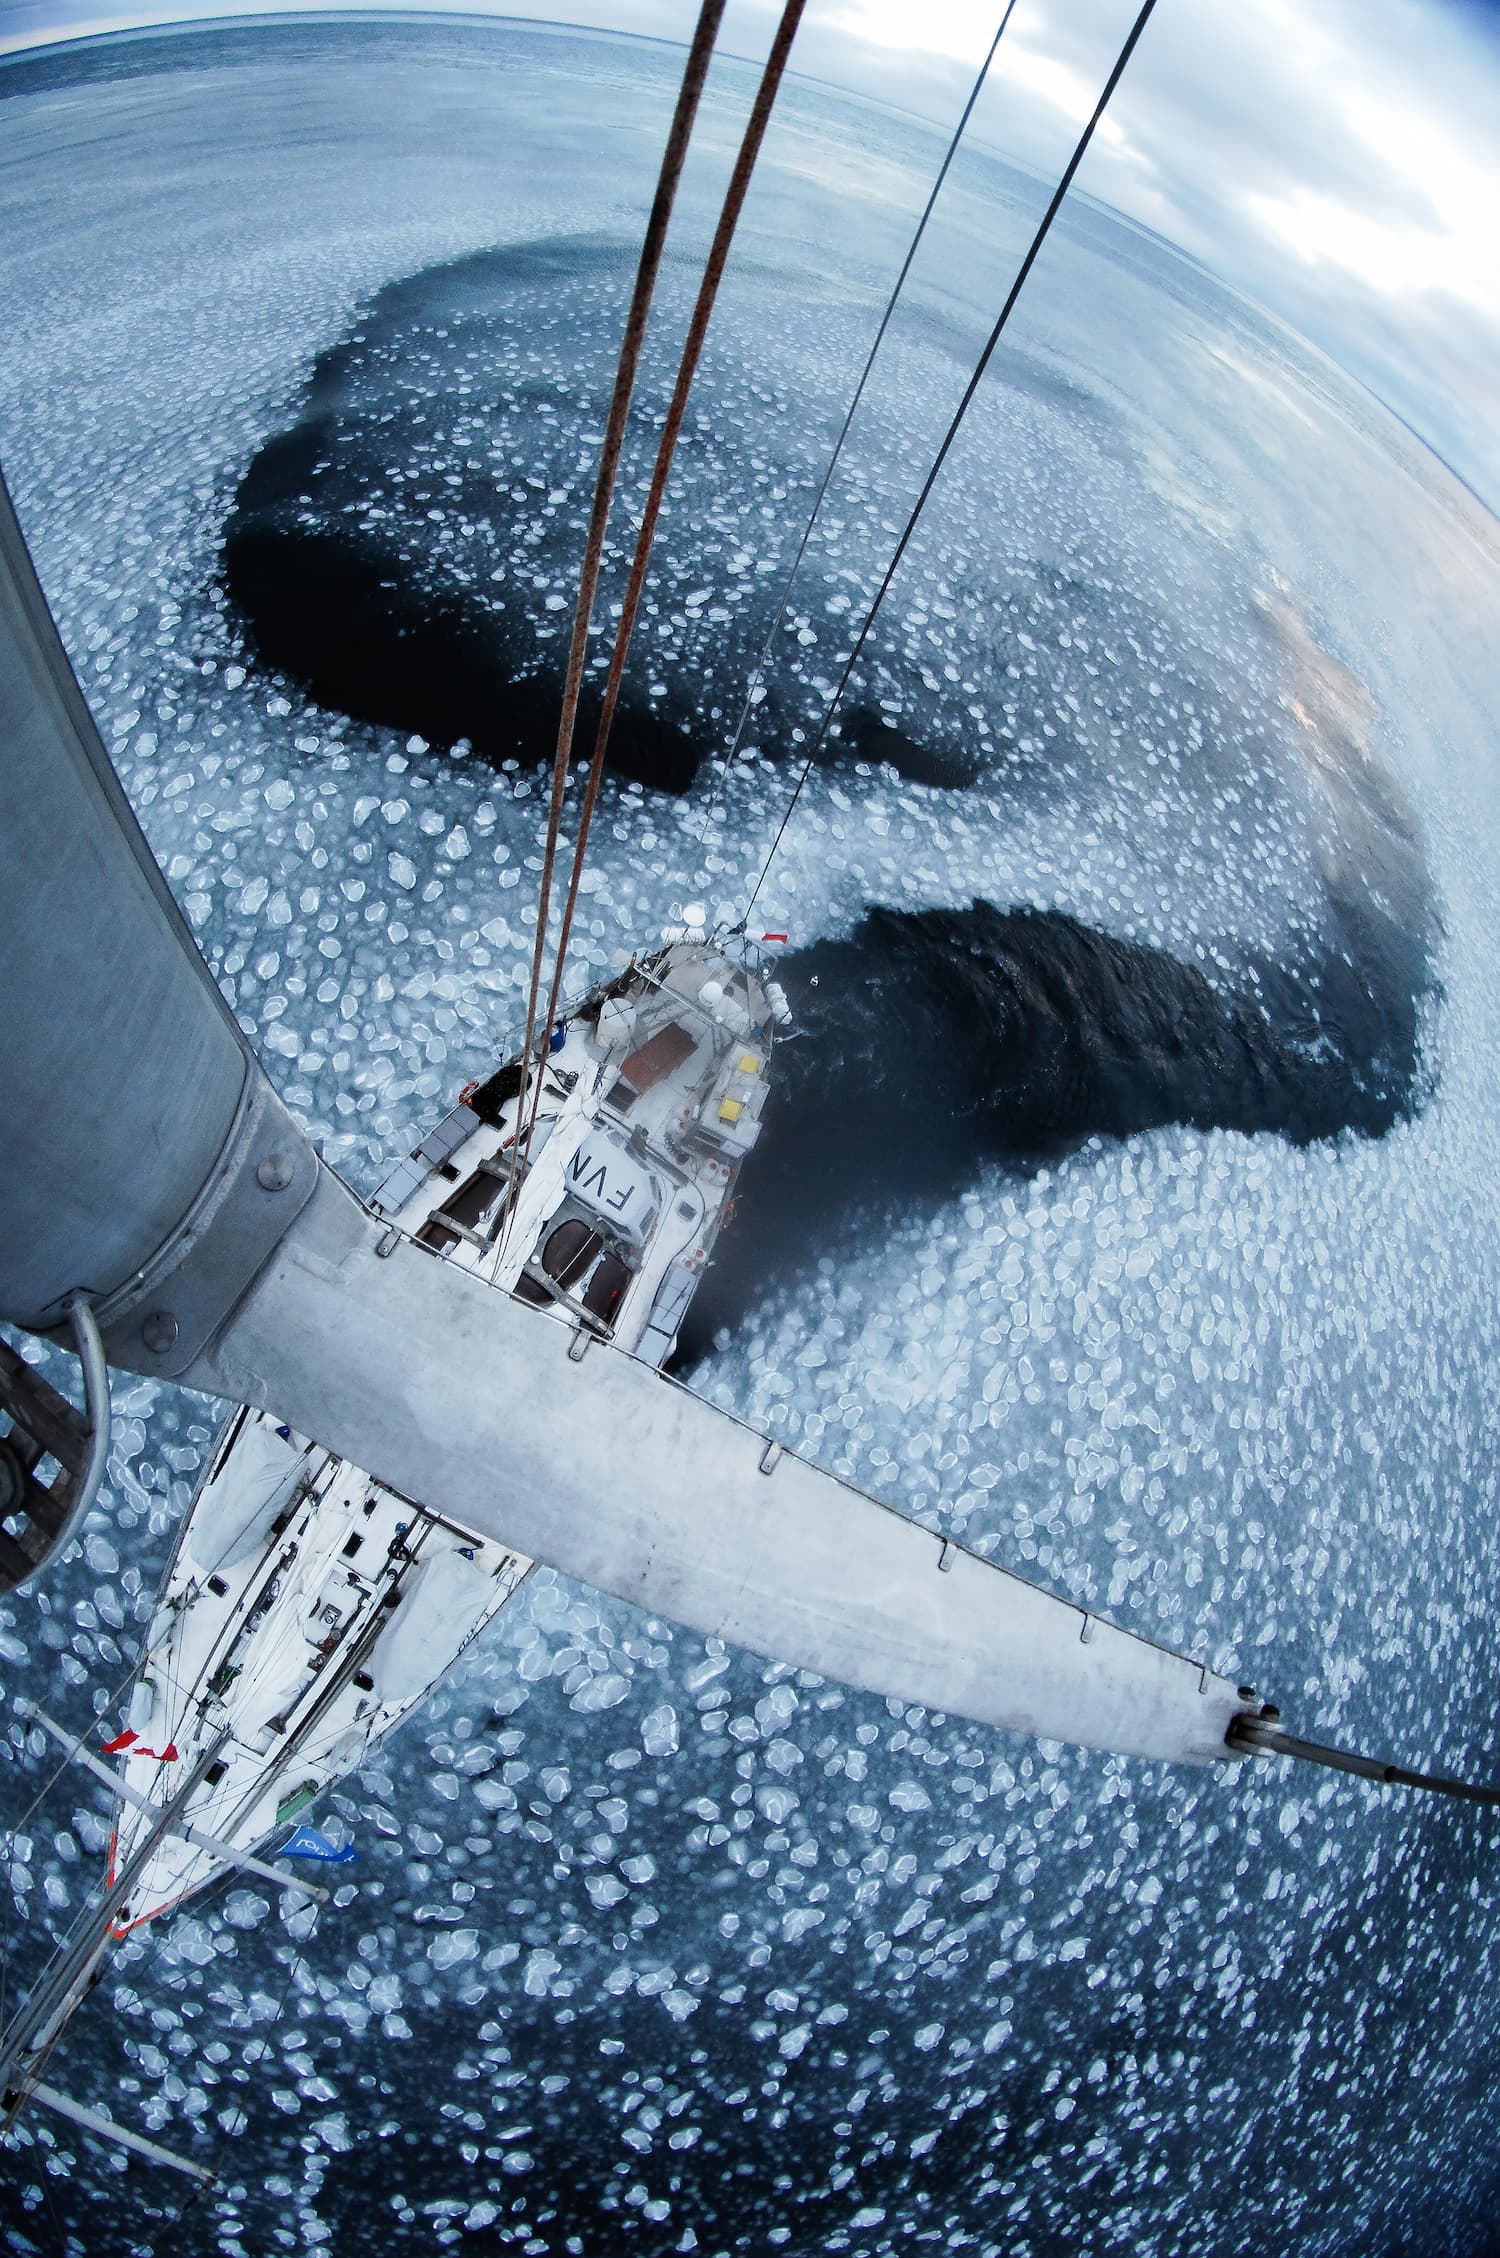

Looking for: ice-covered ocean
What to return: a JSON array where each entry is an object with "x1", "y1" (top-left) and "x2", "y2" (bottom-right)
[{"x1": 2, "y1": 18, "x2": 1500, "y2": 2256}]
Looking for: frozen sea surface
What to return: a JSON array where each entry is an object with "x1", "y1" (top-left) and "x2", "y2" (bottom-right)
[{"x1": 1, "y1": 19, "x2": 1499, "y2": 2257}]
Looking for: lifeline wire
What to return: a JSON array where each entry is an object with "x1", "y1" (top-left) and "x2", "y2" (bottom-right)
[
  {"x1": 499, "y1": 0, "x2": 726, "y2": 1243},
  {"x1": 525, "y1": 0, "x2": 807, "y2": 1153},
  {"x1": 698, "y1": 0, "x2": 1019, "y2": 871},
  {"x1": 0, "y1": 1645, "x2": 150, "y2": 2037},
  {"x1": 742, "y1": 0, "x2": 1161, "y2": 922}
]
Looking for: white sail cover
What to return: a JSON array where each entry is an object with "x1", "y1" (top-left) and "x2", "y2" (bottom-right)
[
  {"x1": 373, "y1": 1545, "x2": 498, "y2": 1705},
  {"x1": 187, "y1": 1416, "x2": 302, "y2": 1573},
  {"x1": 188, "y1": 1172, "x2": 1250, "y2": 1768}
]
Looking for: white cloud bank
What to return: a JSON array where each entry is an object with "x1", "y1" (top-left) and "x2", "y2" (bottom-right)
[{"x1": 3, "y1": 0, "x2": 1499, "y2": 504}]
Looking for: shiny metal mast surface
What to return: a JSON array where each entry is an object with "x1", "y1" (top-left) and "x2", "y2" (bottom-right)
[{"x1": 0, "y1": 468, "x2": 318, "y2": 1368}]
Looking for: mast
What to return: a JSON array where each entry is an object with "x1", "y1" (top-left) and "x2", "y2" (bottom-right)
[
  {"x1": 0, "y1": 466, "x2": 318, "y2": 1373},
  {"x1": 0, "y1": 19, "x2": 1489, "y2": 1809}
]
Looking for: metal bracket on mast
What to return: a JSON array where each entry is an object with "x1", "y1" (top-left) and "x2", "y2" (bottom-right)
[{"x1": 89, "y1": 1077, "x2": 319, "y2": 1381}]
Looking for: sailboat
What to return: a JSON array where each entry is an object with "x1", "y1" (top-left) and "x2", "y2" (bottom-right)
[
  {"x1": 3, "y1": 0, "x2": 1494, "y2": 2192},
  {"x1": 107, "y1": 930, "x2": 788, "y2": 1930}
]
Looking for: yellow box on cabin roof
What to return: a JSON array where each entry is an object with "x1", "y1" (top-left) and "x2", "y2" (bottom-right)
[
  {"x1": 718, "y1": 1097, "x2": 745, "y2": 1125},
  {"x1": 737, "y1": 1052, "x2": 760, "y2": 1075}
]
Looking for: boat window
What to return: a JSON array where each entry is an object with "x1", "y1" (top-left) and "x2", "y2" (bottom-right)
[
  {"x1": 442, "y1": 1170, "x2": 502, "y2": 1230},
  {"x1": 582, "y1": 1253, "x2": 631, "y2": 1324},
  {"x1": 542, "y1": 1218, "x2": 604, "y2": 1287},
  {"x1": 516, "y1": 1217, "x2": 606, "y2": 1305}
]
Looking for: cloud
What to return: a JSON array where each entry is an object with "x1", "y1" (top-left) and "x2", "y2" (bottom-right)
[
  {"x1": 3, "y1": 0, "x2": 1498, "y2": 501},
  {"x1": 796, "y1": 0, "x2": 1500, "y2": 498},
  {"x1": 961, "y1": 0, "x2": 1500, "y2": 500}
]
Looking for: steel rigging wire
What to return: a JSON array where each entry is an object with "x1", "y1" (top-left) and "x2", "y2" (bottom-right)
[
  {"x1": 517, "y1": 0, "x2": 808, "y2": 1173},
  {"x1": 740, "y1": 0, "x2": 1161, "y2": 923},
  {"x1": 499, "y1": 0, "x2": 726, "y2": 1241},
  {"x1": 0, "y1": 1643, "x2": 156, "y2": 2037},
  {"x1": 520, "y1": 0, "x2": 1014, "y2": 1168},
  {"x1": 696, "y1": 0, "x2": 1020, "y2": 868},
  {"x1": 533, "y1": 0, "x2": 1012, "y2": 1026},
  {"x1": 485, "y1": 4, "x2": 1500, "y2": 1811},
  {"x1": 0, "y1": 1731, "x2": 327, "y2": 2187},
  {"x1": 704, "y1": 0, "x2": 1500, "y2": 1813},
  {"x1": 1227, "y1": 1712, "x2": 1500, "y2": 1809}
]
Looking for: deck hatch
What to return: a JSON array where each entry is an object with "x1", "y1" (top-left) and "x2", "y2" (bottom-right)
[{"x1": 618, "y1": 1020, "x2": 695, "y2": 1093}]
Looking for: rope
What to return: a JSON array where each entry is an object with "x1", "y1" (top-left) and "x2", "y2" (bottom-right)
[
  {"x1": 5, "y1": 1792, "x2": 322, "y2": 2212},
  {"x1": 34, "y1": 2161, "x2": 70, "y2": 2258},
  {"x1": 742, "y1": 0, "x2": 1161, "y2": 923},
  {"x1": 521, "y1": 0, "x2": 807, "y2": 1164},
  {"x1": 497, "y1": 0, "x2": 726, "y2": 1242},
  {"x1": 698, "y1": 0, "x2": 1018, "y2": 868}
]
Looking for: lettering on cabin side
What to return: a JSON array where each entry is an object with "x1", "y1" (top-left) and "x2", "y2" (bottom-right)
[{"x1": 568, "y1": 1150, "x2": 633, "y2": 1215}]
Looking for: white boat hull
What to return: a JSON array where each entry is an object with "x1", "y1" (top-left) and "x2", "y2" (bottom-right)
[{"x1": 109, "y1": 939, "x2": 780, "y2": 1925}]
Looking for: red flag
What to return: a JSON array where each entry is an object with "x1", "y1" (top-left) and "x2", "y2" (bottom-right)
[{"x1": 102, "y1": 1730, "x2": 138, "y2": 1754}]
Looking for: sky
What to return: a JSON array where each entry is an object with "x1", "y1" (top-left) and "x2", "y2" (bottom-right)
[{"x1": 2, "y1": 0, "x2": 1498, "y2": 508}]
